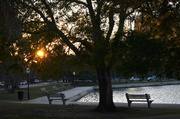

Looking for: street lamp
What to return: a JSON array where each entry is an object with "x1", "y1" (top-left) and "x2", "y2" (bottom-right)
[
  {"x1": 73, "y1": 72, "x2": 75, "y2": 87},
  {"x1": 26, "y1": 66, "x2": 30, "y2": 99}
]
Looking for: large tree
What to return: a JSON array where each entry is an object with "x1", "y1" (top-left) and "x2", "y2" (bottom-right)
[
  {"x1": 15, "y1": 0, "x2": 149, "y2": 111},
  {"x1": 0, "y1": 0, "x2": 21, "y2": 40},
  {"x1": 0, "y1": 0, "x2": 24, "y2": 92}
]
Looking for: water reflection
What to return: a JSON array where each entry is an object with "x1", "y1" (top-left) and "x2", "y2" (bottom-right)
[{"x1": 77, "y1": 85, "x2": 180, "y2": 104}]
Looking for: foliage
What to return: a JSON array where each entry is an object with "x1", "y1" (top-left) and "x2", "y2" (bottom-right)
[
  {"x1": 134, "y1": 0, "x2": 180, "y2": 79},
  {"x1": 0, "y1": 32, "x2": 25, "y2": 93},
  {"x1": 115, "y1": 31, "x2": 163, "y2": 79}
]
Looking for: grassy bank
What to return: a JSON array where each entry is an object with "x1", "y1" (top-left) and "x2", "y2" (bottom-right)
[
  {"x1": 0, "y1": 84, "x2": 71, "y2": 101},
  {"x1": 0, "y1": 103, "x2": 180, "y2": 119}
]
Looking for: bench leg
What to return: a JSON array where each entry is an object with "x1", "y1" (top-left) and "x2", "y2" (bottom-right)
[
  {"x1": 49, "y1": 99, "x2": 53, "y2": 104},
  {"x1": 128, "y1": 101, "x2": 132, "y2": 108},
  {"x1": 147, "y1": 101, "x2": 152, "y2": 108},
  {"x1": 62, "y1": 100, "x2": 67, "y2": 105}
]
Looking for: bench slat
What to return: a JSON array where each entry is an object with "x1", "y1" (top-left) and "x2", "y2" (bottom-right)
[
  {"x1": 129, "y1": 100, "x2": 154, "y2": 102},
  {"x1": 49, "y1": 94, "x2": 62, "y2": 97},
  {"x1": 128, "y1": 95, "x2": 147, "y2": 99}
]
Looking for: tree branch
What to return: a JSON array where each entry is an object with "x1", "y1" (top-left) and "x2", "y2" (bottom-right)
[
  {"x1": 22, "y1": 21, "x2": 45, "y2": 25},
  {"x1": 21, "y1": 29, "x2": 51, "y2": 34},
  {"x1": 114, "y1": 6, "x2": 126, "y2": 41},
  {"x1": 71, "y1": 0, "x2": 88, "y2": 7},
  {"x1": 41, "y1": 0, "x2": 56, "y2": 24},
  {"x1": 86, "y1": 0, "x2": 95, "y2": 23},
  {"x1": 54, "y1": 26, "x2": 79, "y2": 55},
  {"x1": 22, "y1": 0, "x2": 50, "y2": 24},
  {"x1": 105, "y1": 9, "x2": 114, "y2": 41},
  {"x1": 20, "y1": 0, "x2": 80, "y2": 56}
]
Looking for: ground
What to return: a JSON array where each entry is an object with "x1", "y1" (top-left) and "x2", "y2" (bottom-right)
[{"x1": 0, "y1": 103, "x2": 180, "y2": 119}]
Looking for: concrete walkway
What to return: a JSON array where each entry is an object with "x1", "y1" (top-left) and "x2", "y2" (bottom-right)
[{"x1": 23, "y1": 86, "x2": 94, "y2": 105}]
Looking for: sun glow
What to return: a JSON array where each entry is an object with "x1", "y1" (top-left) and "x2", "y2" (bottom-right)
[{"x1": 37, "y1": 50, "x2": 44, "y2": 57}]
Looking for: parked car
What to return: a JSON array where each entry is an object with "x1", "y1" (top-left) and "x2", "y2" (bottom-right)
[
  {"x1": 20, "y1": 80, "x2": 27, "y2": 85},
  {"x1": 75, "y1": 79, "x2": 92, "y2": 83},
  {"x1": 47, "y1": 78, "x2": 53, "y2": 82},
  {"x1": 147, "y1": 75, "x2": 161, "y2": 81},
  {"x1": 129, "y1": 77, "x2": 141, "y2": 82},
  {"x1": 0, "y1": 81, "x2": 4, "y2": 86},
  {"x1": 34, "y1": 79, "x2": 40, "y2": 83},
  {"x1": 147, "y1": 75, "x2": 157, "y2": 81}
]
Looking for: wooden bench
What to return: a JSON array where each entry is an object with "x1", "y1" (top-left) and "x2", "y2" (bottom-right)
[
  {"x1": 125, "y1": 93, "x2": 154, "y2": 108},
  {"x1": 60, "y1": 84, "x2": 65, "y2": 90},
  {"x1": 60, "y1": 83, "x2": 71, "y2": 90},
  {"x1": 46, "y1": 93, "x2": 68, "y2": 105},
  {"x1": 52, "y1": 86, "x2": 59, "y2": 93},
  {"x1": 40, "y1": 88, "x2": 48, "y2": 96}
]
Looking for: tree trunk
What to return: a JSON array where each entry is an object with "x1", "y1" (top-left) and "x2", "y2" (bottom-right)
[{"x1": 95, "y1": 66, "x2": 116, "y2": 112}]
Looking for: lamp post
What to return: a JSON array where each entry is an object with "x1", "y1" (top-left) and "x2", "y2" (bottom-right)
[
  {"x1": 73, "y1": 72, "x2": 75, "y2": 87},
  {"x1": 26, "y1": 66, "x2": 30, "y2": 99}
]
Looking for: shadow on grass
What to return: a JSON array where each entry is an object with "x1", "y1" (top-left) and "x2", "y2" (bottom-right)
[{"x1": 0, "y1": 103, "x2": 180, "y2": 119}]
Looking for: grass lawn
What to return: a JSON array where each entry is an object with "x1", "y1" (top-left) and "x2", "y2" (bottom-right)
[
  {"x1": 0, "y1": 103, "x2": 180, "y2": 119},
  {"x1": 0, "y1": 84, "x2": 71, "y2": 101}
]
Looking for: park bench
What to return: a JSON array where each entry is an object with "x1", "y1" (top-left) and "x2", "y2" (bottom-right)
[
  {"x1": 125, "y1": 93, "x2": 154, "y2": 108},
  {"x1": 40, "y1": 88, "x2": 48, "y2": 96},
  {"x1": 46, "y1": 93, "x2": 68, "y2": 105},
  {"x1": 60, "y1": 84, "x2": 65, "y2": 90},
  {"x1": 60, "y1": 83, "x2": 71, "y2": 90},
  {"x1": 52, "y1": 86, "x2": 59, "y2": 93}
]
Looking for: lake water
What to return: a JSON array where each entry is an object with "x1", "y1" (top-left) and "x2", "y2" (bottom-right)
[{"x1": 77, "y1": 85, "x2": 180, "y2": 104}]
